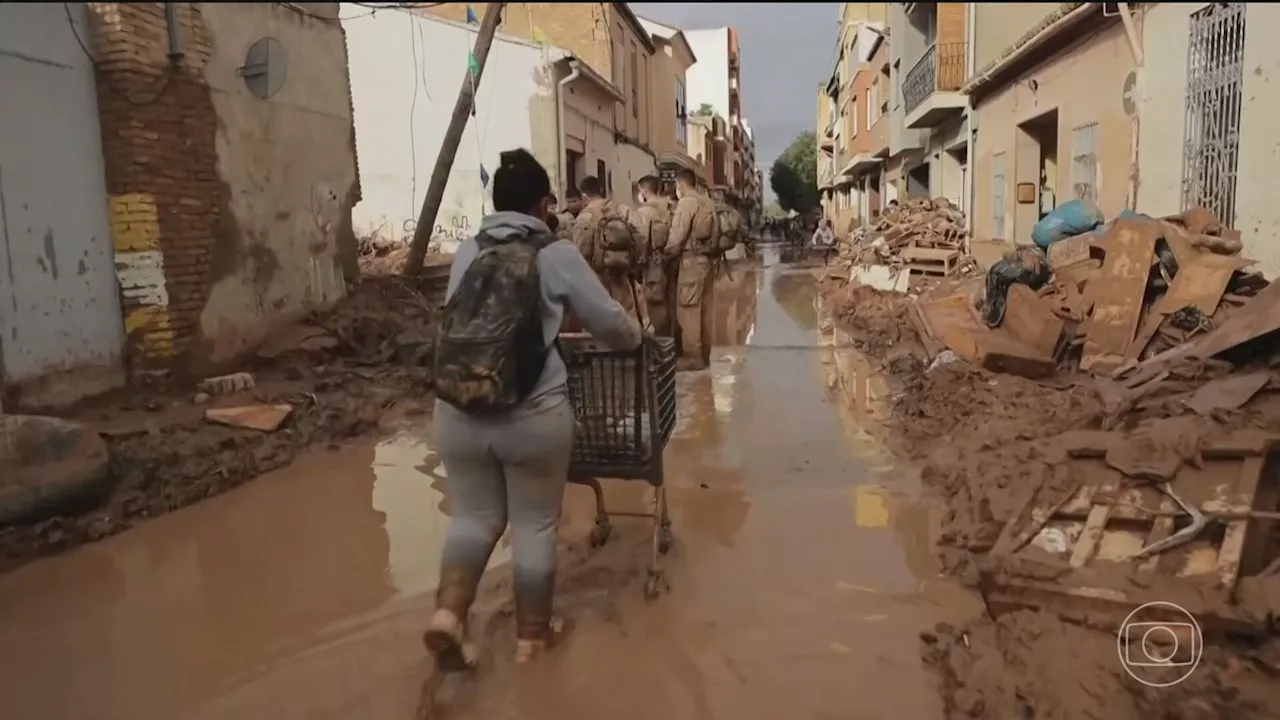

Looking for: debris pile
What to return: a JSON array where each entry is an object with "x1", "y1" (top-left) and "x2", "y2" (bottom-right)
[
  {"x1": 821, "y1": 203, "x2": 1280, "y2": 712},
  {"x1": 0, "y1": 272, "x2": 455, "y2": 571},
  {"x1": 830, "y1": 197, "x2": 980, "y2": 289},
  {"x1": 357, "y1": 234, "x2": 454, "y2": 278},
  {"x1": 910, "y1": 207, "x2": 1268, "y2": 385}
]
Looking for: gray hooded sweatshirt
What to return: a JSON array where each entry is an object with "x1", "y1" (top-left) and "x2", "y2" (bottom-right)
[{"x1": 444, "y1": 211, "x2": 643, "y2": 414}]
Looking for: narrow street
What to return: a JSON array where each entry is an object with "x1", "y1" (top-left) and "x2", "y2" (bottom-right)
[{"x1": 0, "y1": 255, "x2": 980, "y2": 719}]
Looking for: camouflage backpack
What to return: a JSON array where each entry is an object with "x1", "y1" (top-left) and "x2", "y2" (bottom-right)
[
  {"x1": 592, "y1": 203, "x2": 637, "y2": 273},
  {"x1": 433, "y1": 231, "x2": 556, "y2": 414},
  {"x1": 715, "y1": 202, "x2": 742, "y2": 252},
  {"x1": 641, "y1": 202, "x2": 671, "y2": 260}
]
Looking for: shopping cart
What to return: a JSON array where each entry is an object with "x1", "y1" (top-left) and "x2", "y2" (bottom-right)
[{"x1": 561, "y1": 334, "x2": 678, "y2": 599}]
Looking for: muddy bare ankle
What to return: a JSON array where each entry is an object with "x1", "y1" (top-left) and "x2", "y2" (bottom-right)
[{"x1": 423, "y1": 609, "x2": 477, "y2": 672}]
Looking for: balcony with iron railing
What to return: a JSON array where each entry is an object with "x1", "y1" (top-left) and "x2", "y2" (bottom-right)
[{"x1": 902, "y1": 41, "x2": 968, "y2": 129}]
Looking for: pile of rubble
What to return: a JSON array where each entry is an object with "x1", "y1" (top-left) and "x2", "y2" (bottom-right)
[
  {"x1": 831, "y1": 197, "x2": 979, "y2": 288},
  {"x1": 910, "y1": 207, "x2": 1268, "y2": 386},
  {"x1": 824, "y1": 205, "x2": 1280, "y2": 715}
]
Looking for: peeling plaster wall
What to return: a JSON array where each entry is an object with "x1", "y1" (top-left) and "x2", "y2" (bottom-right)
[
  {"x1": 87, "y1": 2, "x2": 357, "y2": 380},
  {"x1": 345, "y1": 12, "x2": 560, "y2": 254},
  {"x1": 0, "y1": 3, "x2": 126, "y2": 408},
  {"x1": 198, "y1": 4, "x2": 356, "y2": 364}
]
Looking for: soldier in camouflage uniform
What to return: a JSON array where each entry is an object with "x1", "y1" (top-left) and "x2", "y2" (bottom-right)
[
  {"x1": 572, "y1": 176, "x2": 642, "y2": 319},
  {"x1": 664, "y1": 168, "x2": 720, "y2": 371},
  {"x1": 629, "y1": 175, "x2": 675, "y2": 338}
]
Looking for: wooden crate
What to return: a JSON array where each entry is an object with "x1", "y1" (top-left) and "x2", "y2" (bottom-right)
[
  {"x1": 985, "y1": 430, "x2": 1280, "y2": 634},
  {"x1": 902, "y1": 246, "x2": 961, "y2": 277}
]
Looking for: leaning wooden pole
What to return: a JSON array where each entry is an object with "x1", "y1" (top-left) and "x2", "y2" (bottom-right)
[{"x1": 402, "y1": 3, "x2": 505, "y2": 276}]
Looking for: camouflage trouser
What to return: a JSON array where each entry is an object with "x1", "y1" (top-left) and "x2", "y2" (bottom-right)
[
  {"x1": 675, "y1": 254, "x2": 713, "y2": 369},
  {"x1": 643, "y1": 260, "x2": 676, "y2": 339}
]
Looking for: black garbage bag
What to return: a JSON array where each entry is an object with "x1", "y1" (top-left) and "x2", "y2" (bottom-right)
[{"x1": 982, "y1": 246, "x2": 1051, "y2": 327}]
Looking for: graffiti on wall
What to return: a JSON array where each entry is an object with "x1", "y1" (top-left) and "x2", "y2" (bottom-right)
[
  {"x1": 400, "y1": 211, "x2": 475, "y2": 250},
  {"x1": 108, "y1": 193, "x2": 173, "y2": 357}
]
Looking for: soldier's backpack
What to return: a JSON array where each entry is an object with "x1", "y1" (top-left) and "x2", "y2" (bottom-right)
[
  {"x1": 433, "y1": 231, "x2": 556, "y2": 414},
  {"x1": 715, "y1": 202, "x2": 742, "y2": 252},
  {"x1": 642, "y1": 203, "x2": 672, "y2": 260},
  {"x1": 592, "y1": 203, "x2": 636, "y2": 273}
]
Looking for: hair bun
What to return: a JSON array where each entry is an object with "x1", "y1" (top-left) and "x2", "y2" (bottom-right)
[{"x1": 499, "y1": 148, "x2": 533, "y2": 169}]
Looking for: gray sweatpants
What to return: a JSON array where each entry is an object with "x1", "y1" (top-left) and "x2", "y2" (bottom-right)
[{"x1": 432, "y1": 392, "x2": 575, "y2": 641}]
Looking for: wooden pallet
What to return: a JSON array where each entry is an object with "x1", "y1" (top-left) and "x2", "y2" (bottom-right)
[
  {"x1": 901, "y1": 246, "x2": 961, "y2": 276},
  {"x1": 985, "y1": 430, "x2": 1280, "y2": 634}
]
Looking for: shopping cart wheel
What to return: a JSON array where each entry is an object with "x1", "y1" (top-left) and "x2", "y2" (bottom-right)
[
  {"x1": 589, "y1": 520, "x2": 612, "y2": 548},
  {"x1": 643, "y1": 570, "x2": 665, "y2": 601},
  {"x1": 658, "y1": 524, "x2": 674, "y2": 555}
]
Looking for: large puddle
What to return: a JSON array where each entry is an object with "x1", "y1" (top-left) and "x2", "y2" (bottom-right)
[{"x1": 0, "y1": 252, "x2": 981, "y2": 719}]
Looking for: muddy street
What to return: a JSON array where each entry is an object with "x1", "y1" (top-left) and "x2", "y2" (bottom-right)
[{"x1": 0, "y1": 256, "x2": 980, "y2": 719}]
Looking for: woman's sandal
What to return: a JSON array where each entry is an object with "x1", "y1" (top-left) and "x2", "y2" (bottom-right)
[
  {"x1": 513, "y1": 616, "x2": 570, "y2": 664},
  {"x1": 422, "y1": 609, "x2": 479, "y2": 673}
]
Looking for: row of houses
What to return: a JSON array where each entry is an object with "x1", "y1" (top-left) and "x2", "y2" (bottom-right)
[
  {"x1": 356, "y1": 3, "x2": 764, "y2": 250},
  {"x1": 0, "y1": 1, "x2": 760, "y2": 411},
  {"x1": 816, "y1": 2, "x2": 1278, "y2": 277}
]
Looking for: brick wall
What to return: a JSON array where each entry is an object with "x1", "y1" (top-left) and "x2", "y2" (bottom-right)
[
  {"x1": 426, "y1": 2, "x2": 612, "y2": 76},
  {"x1": 87, "y1": 2, "x2": 222, "y2": 375}
]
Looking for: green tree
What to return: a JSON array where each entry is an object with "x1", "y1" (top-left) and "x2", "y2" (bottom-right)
[
  {"x1": 769, "y1": 132, "x2": 819, "y2": 214},
  {"x1": 763, "y1": 201, "x2": 787, "y2": 219},
  {"x1": 694, "y1": 102, "x2": 715, "y2": 117}
]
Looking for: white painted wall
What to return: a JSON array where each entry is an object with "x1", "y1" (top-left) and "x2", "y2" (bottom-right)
[
  {"x1": 1139, "y1": 2, "x2": 1280, "y2": 277},
  {"x1": 684, "y1": 28, "x2": 730, "y2": 118},
  {"x1": 344, "y1": 10, "x2": 560, "y2": 254}
]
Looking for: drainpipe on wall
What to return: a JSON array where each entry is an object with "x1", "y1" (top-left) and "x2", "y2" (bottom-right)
[
  {"x1": 1116, "y1": 3, "x2": 1144, "y2": 211},
  {"x1": 964, "y1": 1, "x2": 977, "y2": 245},
  {"x1": 556, "y1": 61, "x2": 584, "y2": 201}
]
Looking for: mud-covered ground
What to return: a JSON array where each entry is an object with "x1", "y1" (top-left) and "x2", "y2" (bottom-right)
[
  {"x1": 820, "y1": 276, "x2": 1280, "y2": 719},
  {"x1": 0, "y1": 276, "x2": 441, "y2": 573}
]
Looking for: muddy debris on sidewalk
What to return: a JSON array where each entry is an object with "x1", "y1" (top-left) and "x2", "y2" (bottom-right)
[
  {"x1": 823, "y1": 196, "x2": 982, "y2": 293},
  {"x1": 0, "y1": 272, "x2": 451, "y2": 572},
  {"x1": 821, "y1": 204, "x2": 1280, "y2": 716}
]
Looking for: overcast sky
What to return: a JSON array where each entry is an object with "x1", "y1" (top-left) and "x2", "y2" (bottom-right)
[{"x1": 637, "y1": 3, "x2": 839, "y2": 200}]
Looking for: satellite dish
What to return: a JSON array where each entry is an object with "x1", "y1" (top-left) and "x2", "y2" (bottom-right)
[
  {"x1": 238, "y1": 37, "x2": 287, "y2": 99},
  {"x1": 1122, "y1": 71, "x2": 1138, "y2": 117}
]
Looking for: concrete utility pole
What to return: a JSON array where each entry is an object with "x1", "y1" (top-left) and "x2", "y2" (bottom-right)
[{"x1": 402, "y1": 2, "x2": 505, "y2": 276}]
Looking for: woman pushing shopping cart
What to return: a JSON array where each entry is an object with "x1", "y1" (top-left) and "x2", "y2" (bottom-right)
[{"x1": 425, "y1": 148, "x2": 675, "y2": 674}]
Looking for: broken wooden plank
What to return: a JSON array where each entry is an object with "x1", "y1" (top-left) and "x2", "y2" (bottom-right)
[
  {"x1": 1154, "y1": 253, "x2": 1253, "y2": 316},
  {"x1": 1082, "y1": 218, "x2": 1160, "y2": 374},
  {"x1": 1192, "y1": 277, "x2": 1280, "y2": 360},
  {"x1": 205, "y1": 404, "x2": 293, "y2": 432},
  {"x1": 1003, "y1": 284, "x2": 1066, "y2": 359},
  {"x1": 1047, "y1": 232, "x2": 1093, "y2": 269},
  {"x1": 1184, "y1": 371, "x2": 1271, "y2": 416}
]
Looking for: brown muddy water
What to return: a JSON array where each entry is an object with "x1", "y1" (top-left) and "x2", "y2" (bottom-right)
[{"x1": 0, "y1": 253, "x2": 983, "y2": 720}]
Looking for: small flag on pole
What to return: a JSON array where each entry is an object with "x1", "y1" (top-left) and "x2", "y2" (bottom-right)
[
  {"x1": 465, "y1": 5, "x2": 478, "y2": 25},
  {"x1": 531, "y1": 25, "x2": 549, "y2": 45},
  {"x1": 467, "y1": 51, "x2": 480, "y2": 77},
  {"x1": 480, "y1": 165, "x2": 491, "y2": 189}
]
